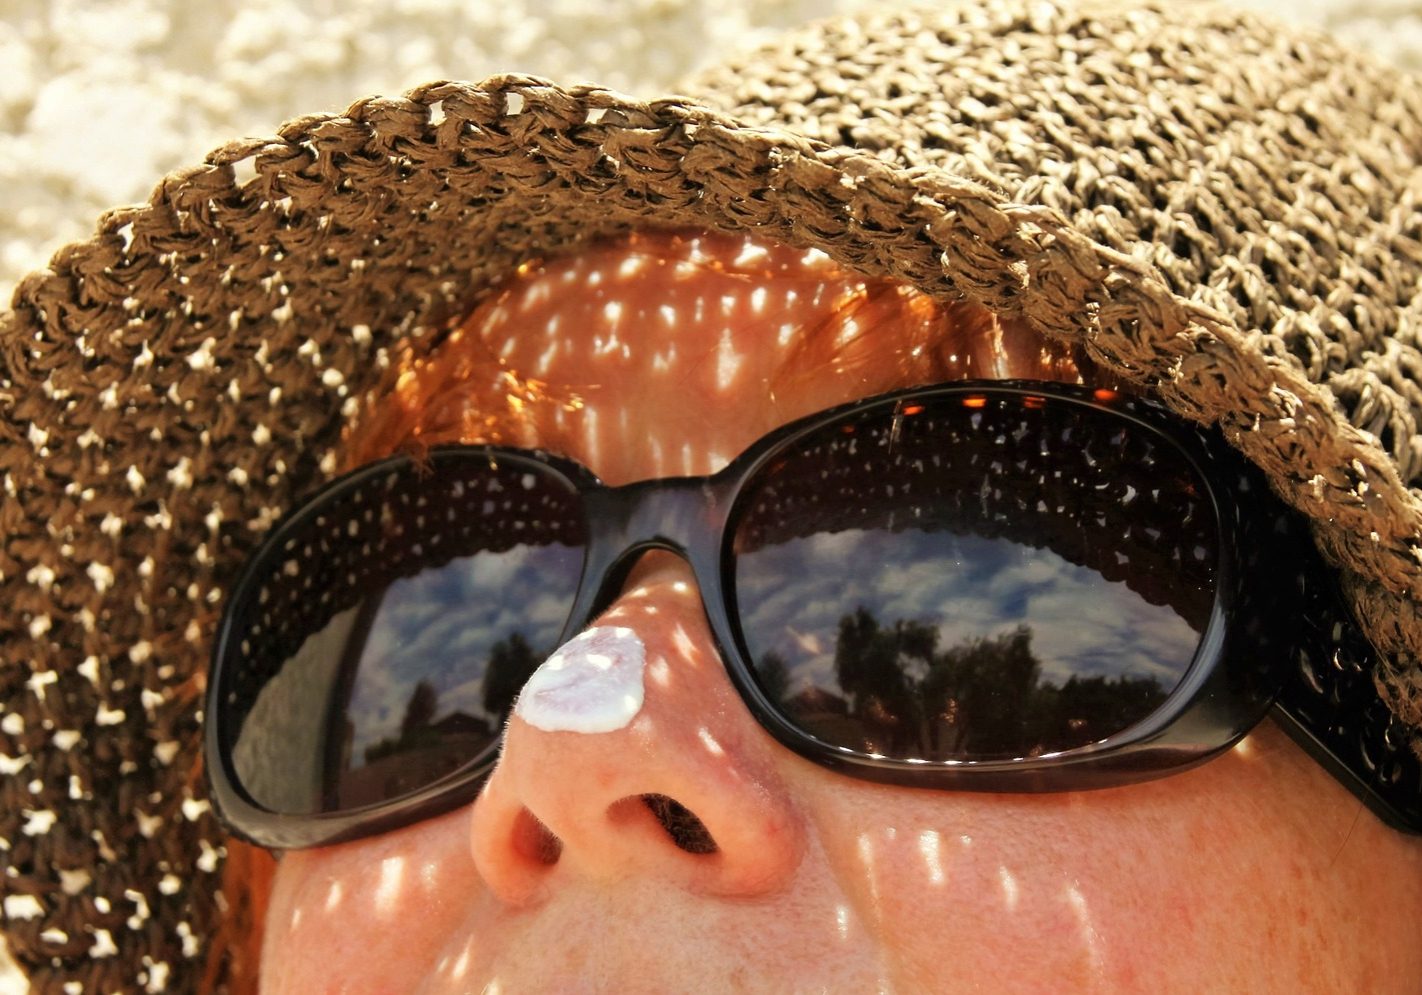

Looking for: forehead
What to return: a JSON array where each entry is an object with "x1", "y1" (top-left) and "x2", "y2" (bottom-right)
[{"x1": 358, "y1": 231, "x2": 1067, "y2": 483}]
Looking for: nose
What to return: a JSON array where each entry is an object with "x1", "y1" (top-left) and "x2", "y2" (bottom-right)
[{"x1": 469, "y1": 553, "x2": 806, "y2": 906}]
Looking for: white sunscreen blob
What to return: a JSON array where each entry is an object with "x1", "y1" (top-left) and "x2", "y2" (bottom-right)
[{"x1": 514, "y1": 626, "x2": 646, "y2": 733}]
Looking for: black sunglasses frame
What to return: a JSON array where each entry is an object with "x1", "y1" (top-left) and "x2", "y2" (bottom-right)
[{"x1": 206, "y1": 380, "x2": 1422, "y2": 849}]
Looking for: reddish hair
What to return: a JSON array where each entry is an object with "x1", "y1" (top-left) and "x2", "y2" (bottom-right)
[{"x1": 204, "y1": 841, "x2": 275, "y2": 994}]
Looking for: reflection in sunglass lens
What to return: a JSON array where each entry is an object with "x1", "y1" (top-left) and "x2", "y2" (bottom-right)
[
  {"x1": 732, "y1": 393, "x2": 1217, "y2": 763},
  {"x1": 222, "y1": 453, "x2": 585, "y2": 815}
]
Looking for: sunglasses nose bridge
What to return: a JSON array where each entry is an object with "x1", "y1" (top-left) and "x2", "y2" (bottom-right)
[
  {"x1": 573, "y1": 478, "x2": 724, "y2": 623},
  {"x1": 623, "y1": 474, "x2": 723, "y2": 539}
]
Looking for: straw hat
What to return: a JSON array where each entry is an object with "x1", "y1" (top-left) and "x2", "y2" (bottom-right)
[{"x1": 4, "y1": 0, "x2": 1421, "y2": 990}]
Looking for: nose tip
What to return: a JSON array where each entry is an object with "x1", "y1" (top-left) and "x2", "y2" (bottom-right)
[
  {"x1": 469, "y1": 556, "x2": 805, "y2": 906},
  {"x1": 513, "y1": 626, "x2": 649, "y2": 735}
]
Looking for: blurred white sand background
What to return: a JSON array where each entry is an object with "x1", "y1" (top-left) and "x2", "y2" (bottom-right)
[{"x1": 0, "y1": 0, "x2": 1419, "y2": 990}]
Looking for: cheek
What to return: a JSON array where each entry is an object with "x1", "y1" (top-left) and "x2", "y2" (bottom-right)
[
  {"x1": 803, "y1": 781, "x2": 1163, "y2": 989},
  {"x1": 261, "y1": 807, "x2": 485, "y2": 995},
  {"x1": 793, "y1": 729, "x2": 1406, "y2": 993}
]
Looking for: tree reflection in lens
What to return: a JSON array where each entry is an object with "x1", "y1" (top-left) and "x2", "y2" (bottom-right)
[
  {"x1": 347, "y1": 634, "x2": 545, "y2": 809},
  {"x1": 734, "y1": 392, "x2": 1213, "y2": 763},
  {"x1": 761, "y1": 609, "x2": 1167, "y2": 762},
  {"x1": 360, "y1": 632, "x2": 542, "y2": 767}
]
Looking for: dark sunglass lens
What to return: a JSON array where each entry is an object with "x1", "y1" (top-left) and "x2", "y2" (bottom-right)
[
  {"x1": 221, "y1": 452, "x2": 586, "y2": 815},
  {"x1": 732, "y1": 392, "x2": 1217, "y2": 763}
]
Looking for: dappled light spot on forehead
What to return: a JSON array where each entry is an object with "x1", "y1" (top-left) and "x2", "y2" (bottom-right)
[
  {"x1": 733, "y1": 240, "x2": 769, "y2": 268},
  {"x1": 323, "y1": 879, "x2": 343, "y2": 912},
  {"x1": 716, "y1": 326, "x2": 744, "y2": 391},
  {"x1": 580, "y1": 406, "x2": 601, "y2": 472},
  {"x1": 836, "y1": 296, "x2": 864, "y2": 349},
  {"x1": 651, "y1": 343, "x2": 679, "y2": 372},
  {"x1": 601, "y1": 300, "x2": 624, "y2": 335},
  {"x1": 835, "y1": 904, "x2": 852, "y2": 941},
  {"x1": 519, "y1": 278, "x2": 553, "y2": 311},
  {"x1": 535, "y1": 334, "x2": 560, "y2": 375}
]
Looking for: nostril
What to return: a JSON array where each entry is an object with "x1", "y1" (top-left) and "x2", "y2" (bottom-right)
[
  {"x1": 512, "y1": 808, "x2": 563, "y2": 865},
  {"x1": 640, "y1": 793, "x2": 719, "y2": 855}
]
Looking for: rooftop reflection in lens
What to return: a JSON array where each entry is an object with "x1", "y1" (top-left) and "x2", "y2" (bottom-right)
[{"x1": 229, "y1": 453, "x2": 587, "y2": 814}]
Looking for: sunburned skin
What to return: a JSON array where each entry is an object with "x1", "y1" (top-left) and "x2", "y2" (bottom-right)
[
  {"x1": 260, "y1": 231, "x2": 1422, "y2": 995},
  {"x1": 514, "y1": 627, "x2": 647, "y2": 734}
]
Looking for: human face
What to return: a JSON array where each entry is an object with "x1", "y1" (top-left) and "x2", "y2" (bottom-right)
[{"x1": 259, "y1": 233, "x2": 1422, "y2": 993}]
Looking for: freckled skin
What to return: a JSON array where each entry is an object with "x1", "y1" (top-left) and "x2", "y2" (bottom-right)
[{"x1": 261, "y1": 233, "x2": 1422, "y2": 994}]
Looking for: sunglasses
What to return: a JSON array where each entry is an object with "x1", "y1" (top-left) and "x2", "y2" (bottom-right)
[{"x1": 206, "y1": 381, "x2": 1422, "y2": 848}]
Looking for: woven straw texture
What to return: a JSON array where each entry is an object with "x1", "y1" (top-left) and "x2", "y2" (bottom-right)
[
  {"x1": 5, "y1": 0, "x2": 1421, "y2": 310},
  {"x1": 2, "y1": 1, "x2": 1422, "y2": 991}
]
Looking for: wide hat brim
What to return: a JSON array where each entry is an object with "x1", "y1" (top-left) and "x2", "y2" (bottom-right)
[{"x1": 5, "y1": 1, "x2": 1422, "y2": 989}]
